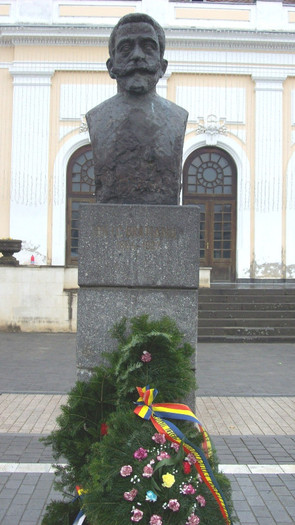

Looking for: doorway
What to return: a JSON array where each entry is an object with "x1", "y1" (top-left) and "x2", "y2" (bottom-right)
[
  {"x1": 183, "y1": 146, "x2": 237, "y2": 281},
  {"x1": 66, "y1": 145, "x2": 95, "y2": 265}
]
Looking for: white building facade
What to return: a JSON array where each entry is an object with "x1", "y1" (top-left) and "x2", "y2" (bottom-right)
[{"x1": 1, "y1": 0, "x2": 295, "y2": 329}]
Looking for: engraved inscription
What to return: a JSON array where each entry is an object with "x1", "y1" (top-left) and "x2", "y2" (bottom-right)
[{"x1": 96, "y1": 224, "x2": 179, "y2": 251}]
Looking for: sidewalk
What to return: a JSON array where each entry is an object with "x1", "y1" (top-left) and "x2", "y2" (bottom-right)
[{"x1": 0, "y1": 333, "x2": 295, "y2": 524}]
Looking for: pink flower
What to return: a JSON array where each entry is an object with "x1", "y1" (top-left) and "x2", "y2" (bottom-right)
[
  {"x1": 131, "y1": 509, "x2": 143, "y2": 522},
  {"x1": 168, "y1": 499, "x2": 180, "y2": 512},
  {"x1": 196, "y1": 494, "x2": 206, "y2": 507},
  {"x1": 181, "y1": 483, "x2": 196, "y2": 495},
  {"x1": 152, "y1": 433, "x2": 166, "y2": 444},
  {"x1": 170, "y1": 442, "x2": 180, "y2": 452},
  {"x1": 120, "y1": 465, "x2": 132, "y2": 477},
  {"x1": 133, "y1": 447, "x2": 148, "y2": 461},
  {"x1": 186, "y1": 453, "x2": 196, "y2": 465},
  {"x1": 141, "y1": 351, "x2": 152, "y2": 362},
  {"x1": 149, "y1": 515, "x2": 162, "y2": 525},
  {"x1": 186, "y1": 513, "x2": 200, "y2": 525},
  {"x1": 124, "y1": 489, "x2": 138, "y2": 501},
  {"x1": 197, "y1": 473, "x2": 203, "y2": 483},
  {"x1": 142, "y1": 464, "x2": 154, "y2": 478},
  {"x1": 157, "y1": 451, "x2": 171, "y2": 461}
]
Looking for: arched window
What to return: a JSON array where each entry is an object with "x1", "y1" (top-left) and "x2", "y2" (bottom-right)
[
  {"x1": 183, "y1": 146, "x2": 237, "y2": 281},
  {"x1": 66, "y1": 145, "x2": 95, "y2": 266}
]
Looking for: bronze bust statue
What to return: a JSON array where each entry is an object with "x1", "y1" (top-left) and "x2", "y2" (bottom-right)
[{"x1": 86, "y1": 13, "x2": 188, "y2": 205}]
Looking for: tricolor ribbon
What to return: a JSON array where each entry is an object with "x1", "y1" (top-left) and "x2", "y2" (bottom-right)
[
  {"x1": 72, "y1": 486, "x2": 87, "y2": 525},
  {"x1": 134, "y1": 386, "x2": 232, "y2": 525},
  {"x1": 134, "y1": 386, "x2": 212, "y2": 458}
]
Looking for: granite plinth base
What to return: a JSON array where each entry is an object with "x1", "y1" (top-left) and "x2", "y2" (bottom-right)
[
  {"x1": 77, "y1": 287, "x2": 198, "y2": 375},
  {"x1": 77, "y1": 203, "x2": 199, "y2": 406}
]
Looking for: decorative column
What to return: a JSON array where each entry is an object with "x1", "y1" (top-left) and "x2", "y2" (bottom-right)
[
  {"x1": 253, "y1": 75, "x2": 285, "y2": 278},
  {"x1": 9, "y1": 66, "x2": 54, "y2": 264}
]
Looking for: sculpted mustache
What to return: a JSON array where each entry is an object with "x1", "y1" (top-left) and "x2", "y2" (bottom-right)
[{"x1": 111, "y1": 64, "x2": 159, "y2": 77}]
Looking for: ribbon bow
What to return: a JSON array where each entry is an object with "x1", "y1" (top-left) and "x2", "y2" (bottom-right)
[
  {"x1": 134, "y1": 386, "x2": 232, "y2": 525},
  {"x1": 134, "y1": 386, "x2": 212, "y2": 458}
]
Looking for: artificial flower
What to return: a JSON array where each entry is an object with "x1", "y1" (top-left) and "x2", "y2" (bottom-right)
[
  {"x1": 146, "y1": 490, "x2": 157, "y2": 502},
  {"x1": 186, "y1": 513, "x2": 200, "y2": 525},
  {"x1": 149, "y1": 515, "x2": 162, "y2": 525},
  {"x1": 152, "y1": 433, "x2": 166, "y2": 444},
  {"x1": 142, "y1": 464, "x2": 154, "y2": 477},
  {"x1": 183, "y1": 461, "x2": 191, "y2": 474},
  {"x1": 170, "y1": 442, "x2": 180, "y2": 452},
  {"x1": 186, "y1": 453, "x2": 196, "y2": 465},
  {"x1": 181, "y1": 483, "x2": 196, "y2": 495},
  {"x1": 196, "y1": 494, "x2": 206, "y2": 507},
  {"x1": 131, "y1": 508, "x2": 143, "y2": 522},
  {"x1": 124, "y1": 489, "x2": 138, "y2": 501},
  {"x1": 120, "y1": 465, "x2": 133, "y2": 477},
  {"x1": 141, "y1": 351, "x2": 152, "y2": 362},
  {"x1": 162, "y1": 473, "x2": 175, "y2": 488},
  {"x1": 133, "y1": 447, "x2": 148, "y2": 461},
  {"x1": 168, "y1": 499, "x2": 180, "y2": 512},
  {"x1": 100, "y1": 422, "x2": 108, "y2": 436},
  {"x1": 157, "y1": 451, "x2": 171, "y2": 461}
]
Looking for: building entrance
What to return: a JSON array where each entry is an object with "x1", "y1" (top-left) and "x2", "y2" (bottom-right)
[{"x1": 183, "y1": 146, "x2": 237, "y2": 281}]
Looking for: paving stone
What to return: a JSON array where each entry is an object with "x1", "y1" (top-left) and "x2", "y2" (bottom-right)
[
  {"x1": 4, "y1": 504, "x2": 26, "y2": 517},
  {"x1": 255, "y1": 519, "x2": 276, "y2": 525},
  {"x1": 251, "y1": 506, "x2": 271, "y2": 518},
  {"x1": 11, "y1": 493, "x2": 32, "y2": 505},
  {"x1": 244, "y1": 495, "x2": 265, "y2": 506},
  {"x1": 235, "y1": 510, "x2": 258, "y2": 523}
]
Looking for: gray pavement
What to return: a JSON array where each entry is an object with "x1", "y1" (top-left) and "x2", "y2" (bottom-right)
[
  {"x1": 0, "y1": 333, "x2": 295, "y2": 524},
  {"x1": 196, "y1": 342, "x2": 295, "y2": 397},
  {"x1": 0, "y1": 333, "x2": 77, "y2": 394},
  {"x1": 1, "y1": 333, "x2": 294, "y2": 396}
]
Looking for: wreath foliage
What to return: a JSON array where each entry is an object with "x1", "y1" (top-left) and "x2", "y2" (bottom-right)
[{"x1": 41, "y1": 316, "x2": 236, "y2": 525}]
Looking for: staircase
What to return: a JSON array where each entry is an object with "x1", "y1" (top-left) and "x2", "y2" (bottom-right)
[{"x1": 198, "y1": 286, "x2": 295, "y2": 342}]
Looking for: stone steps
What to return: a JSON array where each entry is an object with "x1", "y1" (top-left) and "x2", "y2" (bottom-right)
[
  {"x1": 200, "y1": 309, "x2": 295, "y2": 319},
  {"x1": 198, "y1": 287, "x2": 295, "y2": 342},
  {"x1": 199, "y1": 318, "x2": 294, "y2": 328}
]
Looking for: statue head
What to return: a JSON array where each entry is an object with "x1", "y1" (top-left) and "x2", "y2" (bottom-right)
[{"x1": 107, "y1": 13, "x2": 168, "y2": 95}]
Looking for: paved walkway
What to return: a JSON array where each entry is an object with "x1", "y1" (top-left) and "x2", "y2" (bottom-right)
[{"x1": 0, "y1": 333, "x2": 294, "y2": 524}]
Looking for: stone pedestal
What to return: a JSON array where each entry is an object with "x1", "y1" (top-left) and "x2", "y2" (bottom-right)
[{"x1": 77, "y1": 204, "x2": 199, "y2": 392}]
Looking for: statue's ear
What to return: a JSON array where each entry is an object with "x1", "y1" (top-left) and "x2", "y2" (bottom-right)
[
  {"x1": 106, "y1": 58, "x2": 116, "y2": 79},
  {"x1": 160, "y1": 58, "x2": 168, "y2": 76}
]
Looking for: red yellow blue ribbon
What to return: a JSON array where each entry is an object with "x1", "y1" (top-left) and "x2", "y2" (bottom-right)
[
  {"x1": 134, "y1": 386, "x2": 212, "y2": 458},
  {"x1": 72, "y1": 486, "x2": 87, "y2": 525},
  {"x1": 134, "y1": 386, "x2": 232, "y2": 525}
]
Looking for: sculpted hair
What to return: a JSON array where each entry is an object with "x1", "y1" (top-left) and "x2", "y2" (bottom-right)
[{"x1": 108, "y1": 13, "x2": 166, "y2": 59}]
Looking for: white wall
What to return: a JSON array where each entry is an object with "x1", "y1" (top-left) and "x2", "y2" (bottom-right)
[{"x1": 0, "y1": 267, "x2": 78, "y2": 332}]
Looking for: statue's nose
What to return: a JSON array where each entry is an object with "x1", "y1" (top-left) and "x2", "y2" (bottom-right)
[{"x1": 130, "y1": 43, "x2": 145, "y2": 61}]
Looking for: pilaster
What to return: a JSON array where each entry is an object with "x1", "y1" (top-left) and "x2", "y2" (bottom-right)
[
  {"x1": 9, "y1": 66, "x2": 54, "y2": 264},
  {"x1": 253, "y1": 75, "x2": 285, "y2": 278}
]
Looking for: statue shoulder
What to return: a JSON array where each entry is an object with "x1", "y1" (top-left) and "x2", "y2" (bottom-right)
[
  {"x1": 156, "y1": 96, "x2": 188, "y2": 122},
  {"x1": 86, "y1": 95, "x2": 119, "y2": 127}
]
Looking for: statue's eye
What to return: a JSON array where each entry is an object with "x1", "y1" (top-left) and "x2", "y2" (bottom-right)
[
  {"x1": 118, "y1": 42, "x2": 132, "y2": 54},
  {"x1": 143, "y1": 41, "x2": 157, "y2": 52}
]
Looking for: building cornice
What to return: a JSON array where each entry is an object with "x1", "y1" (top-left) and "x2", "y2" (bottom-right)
[{"x1": 1, "y1": 24, "x2": 295, "y2": 52}]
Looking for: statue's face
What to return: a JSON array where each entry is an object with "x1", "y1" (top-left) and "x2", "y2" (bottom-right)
[{"x1": 108, "y1": 22, "x2": 167, "y2": 95}]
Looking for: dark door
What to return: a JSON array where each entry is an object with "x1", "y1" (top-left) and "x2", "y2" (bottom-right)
[
  {"x1": 66, "y1": 145, "x2": 95, "y2": 265},
  {"x1": 183, "y1": 147, "x2": 237, "y2": 281}
]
